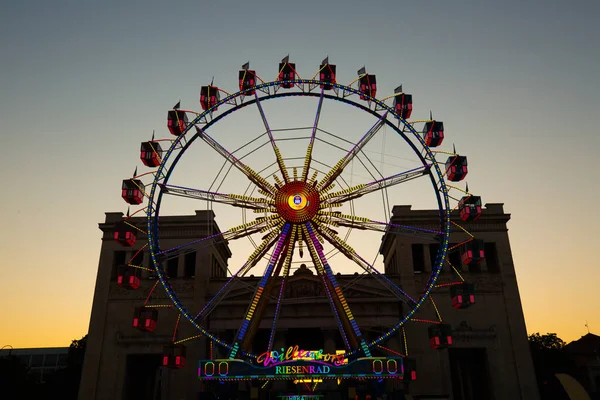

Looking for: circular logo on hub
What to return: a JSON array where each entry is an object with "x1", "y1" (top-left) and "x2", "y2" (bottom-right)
[{"x1": 288, "y1": 193, "x2": 307, "y2": 210}]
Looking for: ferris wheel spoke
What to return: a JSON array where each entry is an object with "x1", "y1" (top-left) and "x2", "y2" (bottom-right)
[
  {"x1": 156, "y1": 216, "x2": 281, "y2": 260},
  {"x1": 304, "y1": 222, "x2": 372, "y2": 357},
  {"x1": 254, "y1": 92, "x2": 291, "y2": 183},
  {"x1": 267, "y1": 226, "x2": 297, "y2": 352},
  {"x1": 317, "y1": 111, "x2": 389, "y2": 191},
  {"x1": 229, "y1": 224, "x2": 292, "y2": 359},
  {"x1": 159, "y1": 183, "x2": 272, "y2": 210},
  {"x1": 194, "y1": 126, "x2": 277, "y2": 195},
  {"x1": 194, "y1": 228, "x2": 282, "y2": 322},
  {"x1": 301, "y1": 224, "x2": 353, "y2": 351},
  {"x1": 301, "y1": 87, "x2": 325, "y2": 182},
  {"x1": 316, "y1": 213, "x2": 443, "y2": 242},
  {"x1": 311, "y1": 219, "x2": 418, "y2": 308},
  {"x1": 322, "y1": 164, "x2": 431, "y2": 205},
  {"x1": 239, "y1": 234, "x2": 292, "y2": 352}
]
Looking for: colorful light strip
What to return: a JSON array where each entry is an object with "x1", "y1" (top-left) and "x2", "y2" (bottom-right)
[
  {"x1": 305, "y1": 223, "x2": 371, "y2": 357},
  {"x1": 267, "y1": 226, "x2": 297, "y2": 351},
  {"x1": 198, "y1": 357, "x2": 402, "y2": 381},
  {"x1": 230, "y1": 224, "x2": 291, "y2": 358},
  {"x1": 301, "y1": 224, "x2": 351, "y2": 351}
]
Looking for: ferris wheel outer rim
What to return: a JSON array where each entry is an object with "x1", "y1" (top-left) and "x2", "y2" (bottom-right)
[{"x1": 145, "y1": 78, "x2": 452, "y2": 360}]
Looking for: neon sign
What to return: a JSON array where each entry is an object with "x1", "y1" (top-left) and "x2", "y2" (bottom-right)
[
  {"x1": 256, "y1": 345, "x2": 346, "y2": 367},
  {"x1": 198, "y1": 356, "x2": 404, "y2": 381},
  {"x1": 275, "y1": 365, "x2": 331, "y2": 375}
]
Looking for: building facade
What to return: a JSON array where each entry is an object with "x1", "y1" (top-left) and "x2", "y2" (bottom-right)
[
  {"x1": 4, "y1": 347, "x2": 69, "y2": 383},
  {"x1": 565, "y1": 333, "x2": 600, "y2": 397},
  {"x1": 79, "y1": 204, "x2": 538, "y2": 400}
]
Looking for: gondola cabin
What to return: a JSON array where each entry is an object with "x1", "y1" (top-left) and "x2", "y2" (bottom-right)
[
  {"x1": 402, "y1": 357, "x2": 417, "y2": 381},
  {"x1": 458, "y1": 195, "x2": 482, "y2": 222},
  {"x1": 162, "y1": 344, "x2": 186, "y2": 369},
  {"x1": 117, "y1": 265, "x2": 141, "y2": 290},
  {"x1": 393, "y1": 93, "x2": 413, "y2": 119},
  {"x1": 200, "y1": 86, "x2": 220, "y2": 111},
  {"x1": 445, "y1": 155, "x2": 468, "y2": 182},
  {"x1": 278, "y1": 62, "x2": 296, "y2": 88},
  {"x1": 461, "y1": 239, "x2": 485, "y2": 266},
  {"x1": 167, "y1": 110, "x2": 188, "y2": 136},
  {"x1": 423, "y1": 121, "x2": 444, "y2": 147},
  {"x1": 428, "y1": 324, "x2": 453, "y2": 349},
  {"x1": 450, "y1": 282, "x2": 476, "y2": 309},
  {"x1": 121, "y1": 179, "x2": 144, "y2": 205},
  {"x1": 319, "y1": 63, "x2": 337, "y2": 90},
  {"x1": 358, "y1": 74, "x2": 377, "y2": 100},
  {"x1": 140, "y1": 141, "x2": 163, "y2": 167},
  {"x1": 114, "y1": 221, "x2": 137, "y2": 247},
  {"x1": 239, "y1": 69, "x2": 256, "y2": 95},
  {"x1": 133, "y1": 307, "x2": 158, "y2": 332}
]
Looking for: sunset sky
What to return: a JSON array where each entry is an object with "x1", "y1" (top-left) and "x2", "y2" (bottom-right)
[{"x1": 1, "y1": 0, "x2": 598, "y2": 349}]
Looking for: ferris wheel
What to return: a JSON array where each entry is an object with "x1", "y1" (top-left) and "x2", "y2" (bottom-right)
[{"x1": 116, "y1": 56, "x2": 484, "y2": 375}]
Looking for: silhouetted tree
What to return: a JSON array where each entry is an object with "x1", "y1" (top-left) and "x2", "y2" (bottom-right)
[
  {"x1": 528, "y1": 332, "x2": 582, "y2": 399},
  {"x1": 529, "y1": 332, "x2": 567, "y2": 351}
]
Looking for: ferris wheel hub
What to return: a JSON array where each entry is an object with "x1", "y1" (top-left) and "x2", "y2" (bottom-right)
[{"x1": 274, "y1": 181, "x2": 320, "y2": 224}]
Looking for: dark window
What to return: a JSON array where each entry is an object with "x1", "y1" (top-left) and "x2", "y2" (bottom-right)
[
  {"x1": 123, "y1": 354, "x2": 162, "y2": 400},
  {"x1": 484, "y1": 242, "x2": 500, "y2": 272},
  {"x1": 184, "y1": 251, "x2": 196, "y2": 278},
  {"x1": 429, "y1": 244, "x2": 442, "y2": 272},
  {"x1": 412, "y1": 244, "x2": 425, "y2": 273},
  {"x1": 468, "y1": 262, "x2": 481, "y2": 273},
  {"x1": 30, "y1": 354, "x2": 44, "y2": 367},
  {"x1": 44, "y1": 354, "x2": 58, "y2": 367},
  {"x1": 448, "y1": 244, "x2": 462, "y2": 273},
  {"x1": 131, "y1": 250, "x2": 144, "y2": 266},
  {"x1": 112, "y1": 251, "x2": 127, "y2": 280},
  {"x1": 449, "y1": 348, "x2": 492, "y2": 400},
  {"x1": 167, "y1": 256, "x2": 178, "y2": 278}
]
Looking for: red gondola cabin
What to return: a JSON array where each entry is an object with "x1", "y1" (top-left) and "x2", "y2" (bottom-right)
[
  {"x1": 461, "y1": 239, "x2": 485, "y2": 266},
  {"x1": 458, "y1": 195, "x2": 482, "y2": 222},
  {"x1": 358, "y1": 74, "x2": 377, "y2": 100},
  {"x1": 140, "y1": 141, "x2": 163, "y2": 167},
  {"x1": 133, "y1": 306, "x2": 158, "y2": 332},
  {"x1": 239, "y1": 69, "x2": 256, "y2": 95},
  {"x1": 445, "y1": 155, "x2": 468, "y2": 182},
  {"x1": 402, "y1": 357, "x2": 417, "y2": 381},
  {"x1": 167, "y1": 110, "x2": 188, "y2": 136},
  {"x1": 319, "y1": 63, "x2": 337, "y2": 90},
  {"x1": 393, "y1": 93, "x2": 413, "y2": 119},
  {"x1": 450, "y1": 282, "x2": 475, "y2": 309},
  {"x1": 114, "y1": 221, "x2": 137, "y2": 247},
  {"x1": 278, "y1": 62, "x2": 296, "y2": 88},
  {"x1": 428, "y1": 324, "x2": 453, "y2": 349},
  {"x1": 162, "y1": 344, "x2": 186, "y2": 369},
  {"x1": 117, "y1": 265, "x2": 141, "y2": 290},
  {"x1": 200, "y1": 86, "x2": 220, "y2": 111},
  {"x1": 423, "y1": 121, "x2": 444, "y2": 147},
  {"x1": 121, "y1": 179, "x2": 144, "y2": 205}
]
